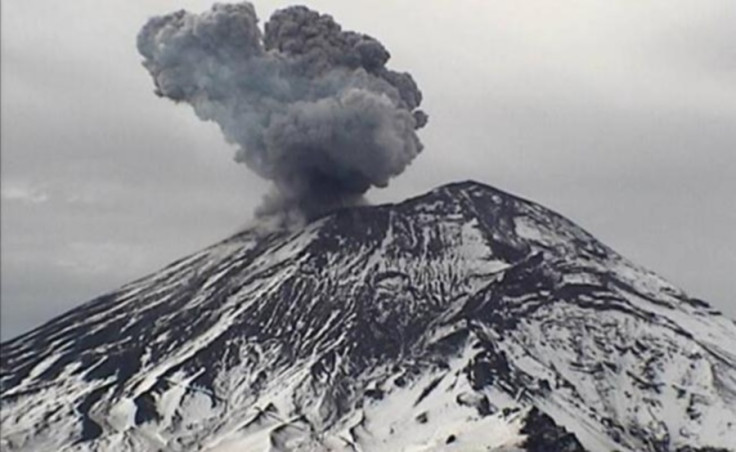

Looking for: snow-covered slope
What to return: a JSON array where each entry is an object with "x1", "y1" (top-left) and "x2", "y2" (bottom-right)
[{"x1": 2, "y1": 181, "x2": 735, "y2": 451}]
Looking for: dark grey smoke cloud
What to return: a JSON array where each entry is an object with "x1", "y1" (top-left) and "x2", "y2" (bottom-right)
[{"x1": 137, "y1": 2, "x2": 427, "y2": 219}]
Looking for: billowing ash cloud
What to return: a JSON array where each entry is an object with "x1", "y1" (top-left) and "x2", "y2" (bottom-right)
[{"x1": 137, "y1": 2, "x2": 427, "y2": 219}]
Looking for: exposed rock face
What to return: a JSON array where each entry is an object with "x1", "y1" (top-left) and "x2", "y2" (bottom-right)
[{"x1": 2, "y1": 181, "x2": 735, "y2": 451}]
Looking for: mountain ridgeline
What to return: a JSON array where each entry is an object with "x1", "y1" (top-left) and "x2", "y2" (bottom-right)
[{"x1": 2, "y1": 181, "x2": 735, "y2": 451}]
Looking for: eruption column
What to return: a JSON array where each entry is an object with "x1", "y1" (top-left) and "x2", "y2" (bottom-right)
[{"x1": 138, "y1": 3, "x2": 427, "y2": 219}]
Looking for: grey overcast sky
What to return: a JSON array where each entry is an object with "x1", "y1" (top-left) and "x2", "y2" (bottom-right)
[{"x1": 2, "y1": 0, "x2": 734, "y2": 340}]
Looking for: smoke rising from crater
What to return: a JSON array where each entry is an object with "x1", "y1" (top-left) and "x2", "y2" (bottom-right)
[{"x1": 137, "y1": 2, "x2": 427, "y2": 219}]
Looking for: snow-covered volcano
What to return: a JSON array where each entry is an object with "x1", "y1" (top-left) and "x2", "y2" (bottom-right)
[{"x1": 2, "y1": 181, "x2": 735, "y2": 451}]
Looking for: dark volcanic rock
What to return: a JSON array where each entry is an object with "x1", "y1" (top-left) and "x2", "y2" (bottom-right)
[{"x1": 521, "y1": 407, "x2": 587, "y2": 452}]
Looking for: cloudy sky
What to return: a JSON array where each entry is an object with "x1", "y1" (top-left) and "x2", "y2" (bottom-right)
[{"x1": 2, "y1": 0, "x2": 734, "y2": 340}]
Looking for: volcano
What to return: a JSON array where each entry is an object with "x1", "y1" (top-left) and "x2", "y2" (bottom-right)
[{"x1": 2, "y1": 181, "x2": 735, "y2": 451}]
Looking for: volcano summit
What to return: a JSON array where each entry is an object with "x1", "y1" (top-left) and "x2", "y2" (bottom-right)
[{"x1": 2, "y1": 181, "x2": 735, "y2": 451}]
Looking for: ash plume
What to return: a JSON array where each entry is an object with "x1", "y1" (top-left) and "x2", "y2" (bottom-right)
[{"x1": 137, "y1": 2, "x2": 427, "y2": 220}]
